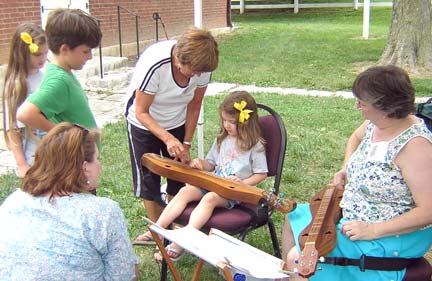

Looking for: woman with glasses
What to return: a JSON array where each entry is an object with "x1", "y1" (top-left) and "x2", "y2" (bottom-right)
[
  {"x1": 282, "y1": 65, "x2": 432, "y2": 281},
  {"x1": 0, "y1": 122, "x2": 139, "y2": 280}
]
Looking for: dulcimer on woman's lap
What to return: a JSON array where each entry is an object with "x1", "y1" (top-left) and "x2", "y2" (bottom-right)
[
  {"x1": 295, "y1": 186, "x2": 344, "y2": 277},
  {"x1": 141, "y1": 153, "x2": 296, "y2": 214}
]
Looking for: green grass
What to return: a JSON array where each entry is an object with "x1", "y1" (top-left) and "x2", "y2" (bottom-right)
[
  {"x1": 1, "y1": 7, "x2": 430, "y2": 280},
  {"x1": 0, "y1": 94, "x2": 362, "y2": 280},
  {"x1": 215, "y1": 7, "x2": 431, "y2": 97},
  {"x1": 104, "y1": 94, "x2": 363, "y2": 280}
]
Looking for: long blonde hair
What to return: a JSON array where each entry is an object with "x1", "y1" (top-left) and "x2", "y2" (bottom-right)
[
  {"x1": 2, "y1": 23, "x2": 46, "y2": 146},
  {"x1": 217, "y1": 91, "x2": 265, "y2": 151},
  {"x1": 21, "y1": 123, "x2": 100, "y2": 200}
]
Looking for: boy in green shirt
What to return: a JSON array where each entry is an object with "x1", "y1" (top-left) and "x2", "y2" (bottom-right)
[{"x1": 17, "y1": 9, "x2": 102, "y2": 131}]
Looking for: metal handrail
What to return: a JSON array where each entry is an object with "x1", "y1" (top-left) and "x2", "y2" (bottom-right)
[
  {"x1": 117, "y1": 5, "x2": 140, "y2": 59},
  {"x1": 97, "y1": 19, "x2": 103, "y2": 79},
  {"x1": 152, "y1": 12, "x2": 169, "y2": 41}
]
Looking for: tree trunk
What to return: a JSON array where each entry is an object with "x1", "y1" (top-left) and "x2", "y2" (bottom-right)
[{"x1": 379, "y1": 0, "x2": 432, "y2": 75}]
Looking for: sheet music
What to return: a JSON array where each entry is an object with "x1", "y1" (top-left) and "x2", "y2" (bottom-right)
[{"x1": 146, "y1": 219, "x2": 289, "y2": 280}]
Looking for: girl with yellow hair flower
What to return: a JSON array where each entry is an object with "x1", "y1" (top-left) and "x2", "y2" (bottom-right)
[
  {"x1": 2, "y1": 23, "x2": 48, "y2": 177},
  {"x1": 144, "y1": 91, "x2": 268, "y2": 262}
]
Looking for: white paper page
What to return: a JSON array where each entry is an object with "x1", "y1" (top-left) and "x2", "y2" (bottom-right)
[{"x1": 147, "y1": 221, "x2": 289, "y2": 279}]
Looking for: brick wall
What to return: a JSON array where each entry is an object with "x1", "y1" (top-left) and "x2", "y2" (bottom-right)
[
  {"x1": 89, "y1": 0, "x2": 228, "y2": 54},
  {"x1": 0, "y1": 0, "x2": 228, "y2": 64},
  {"x1": 0, "y1": 0, "x2": 42, "y2": 63}
]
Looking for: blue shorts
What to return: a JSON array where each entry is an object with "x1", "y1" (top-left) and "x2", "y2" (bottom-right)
[{"x1": 199, "y1": 187, "x2": 239, "y2": 209}]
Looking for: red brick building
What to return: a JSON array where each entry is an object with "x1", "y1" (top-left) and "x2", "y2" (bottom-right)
[{"x1": 0, "y1": 0, "x2": 230, "y2": 64}]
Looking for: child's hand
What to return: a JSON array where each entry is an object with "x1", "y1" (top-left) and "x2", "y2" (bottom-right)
[
  {"x1": 189, "y1": 158, "x2": 204, "y2": 170},
  {"x1": 226, "y1": 175, "x2": 241, "y2": 183}
]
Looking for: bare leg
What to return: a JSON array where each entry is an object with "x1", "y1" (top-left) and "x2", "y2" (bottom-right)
[
  {"x1": 282, "y1": 216, "x2": 296, "y2": 262},
  {"x1": 167, "y1": 192, "x2": 229, "y2": 256},
  {"x1": 143, "y1": 199, "x2": 164, "y2": 223},
  {"x1": 281, "y1": 216, "x2": 309, "y2": 280},
  {"x1": 188, "y1": 192, "x2": 229, "y2": 229},
  {"x1": 134, "y1": 199, "x2": 166, "y2": 242},
  {"x1": 155, "y1": 185, "x2": 203, "y2": 229}
]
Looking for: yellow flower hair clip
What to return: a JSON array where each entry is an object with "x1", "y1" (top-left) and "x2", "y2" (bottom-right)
[
  {"x1": 20, "y1": 32, "x2": 39, "y2": 54},
  {"x1": 233, "y1": 101, "x2": 253, "y2": 123}
]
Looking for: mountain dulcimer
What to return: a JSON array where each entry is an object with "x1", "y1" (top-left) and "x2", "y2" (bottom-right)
[
  {"x1": 141, "y1": 153, "x2": 296, "y2": 214},
  {"x1": 296, "y1": 186, "x2": 344, "y2": 277}
]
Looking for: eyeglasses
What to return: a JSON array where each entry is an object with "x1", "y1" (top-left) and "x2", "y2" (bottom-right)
[{"x1": 355, "y1": 99, "x2": 369, "y2": 108}]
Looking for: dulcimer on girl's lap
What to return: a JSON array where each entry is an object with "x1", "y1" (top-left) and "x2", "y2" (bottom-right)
[
  {"x1": 295, "y1": 186, "x2": 344, "y2": 277},
  {"x1": 141, "y1": 153, "x2": 296, "y2": 214}
]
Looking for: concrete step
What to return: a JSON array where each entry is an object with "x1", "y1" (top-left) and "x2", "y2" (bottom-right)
[
  {"x1": 82, "y1": 66, "x2": 134, "y2": 93},
  {"x1": 74, "y1": 55, "x2": 129, "y2": 79},
  {"x1": 75, "y1": 56, "x2": 133, "y2": 92}
]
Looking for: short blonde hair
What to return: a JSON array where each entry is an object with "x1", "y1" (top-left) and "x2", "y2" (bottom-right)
[
  {"x1": 21, "y1": 123, "x2": 100, "y2": 199},
  {"x1": 174, "y1": 26, "x2": 219, "y2": 72}
]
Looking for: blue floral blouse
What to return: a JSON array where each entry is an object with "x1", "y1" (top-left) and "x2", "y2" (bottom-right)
[{"x1": 0, "y1": 189, "x2": 139, "y2": 280}]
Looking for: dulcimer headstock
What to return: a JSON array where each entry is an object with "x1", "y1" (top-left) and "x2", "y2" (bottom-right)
[
  {"x1": 265, "y1": 192, "x2": 297, "y2": 214},
  {"x1": 296, "y1": 243, "x2": 321, "y2": 278}
]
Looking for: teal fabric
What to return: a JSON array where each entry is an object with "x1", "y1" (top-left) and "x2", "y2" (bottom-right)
[{"x1": 288, "y1": 204, "x2": 432, "y2": 281}]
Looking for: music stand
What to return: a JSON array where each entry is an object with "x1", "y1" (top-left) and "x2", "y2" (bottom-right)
[{"x1": 144, "y1": 218, "x2": 290, "y2": 281}]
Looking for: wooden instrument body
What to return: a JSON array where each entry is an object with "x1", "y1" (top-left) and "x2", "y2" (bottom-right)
[
  {"x1": 296, "y1": 186, "x2": 343, "y2": 277},
  {"x1": 141, "y1": 153, "x2": 296, "y2": 213}
]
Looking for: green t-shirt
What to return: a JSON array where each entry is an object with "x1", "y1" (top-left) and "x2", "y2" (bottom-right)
[{"x1": 27, "y1": 63, "x2": 97, "y2": 129}]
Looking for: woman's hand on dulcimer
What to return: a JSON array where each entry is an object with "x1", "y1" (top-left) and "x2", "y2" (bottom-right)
[{"x1": 328, "y1": 168, "x2": 347, "y2": 190}]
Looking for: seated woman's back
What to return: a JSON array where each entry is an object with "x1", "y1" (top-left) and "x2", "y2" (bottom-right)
[
  {"x1": 0, "y1": 190, "x2": 136, "y2": 280},
  {"x1": 0, "y1": 123, "x2": 138, "y2": 280}
]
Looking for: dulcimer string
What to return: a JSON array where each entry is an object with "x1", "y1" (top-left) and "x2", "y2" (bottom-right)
[{"x1": 141, "y1": 153, "x2": 296, "y2": 214}]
